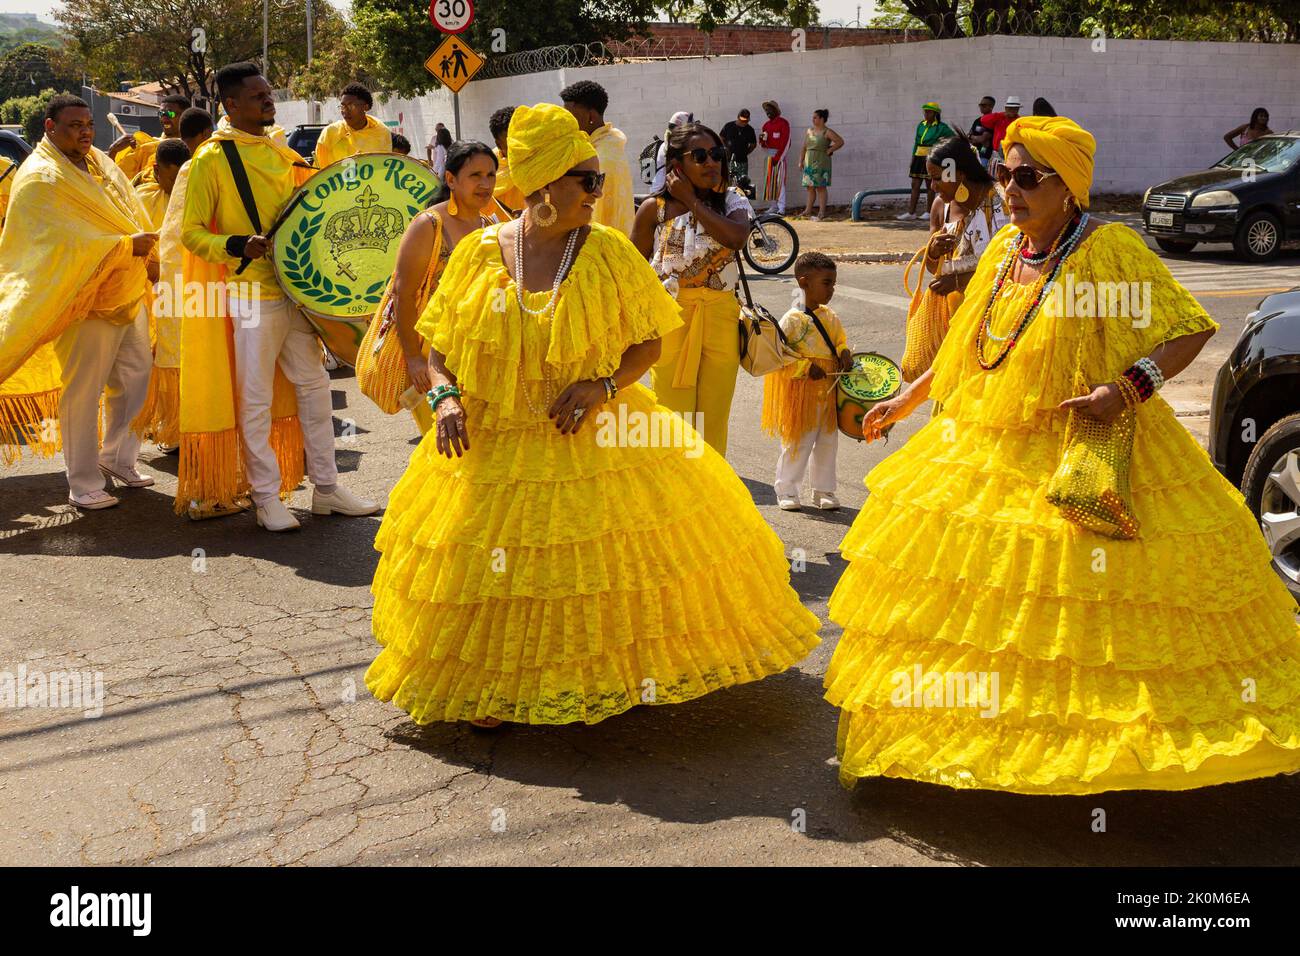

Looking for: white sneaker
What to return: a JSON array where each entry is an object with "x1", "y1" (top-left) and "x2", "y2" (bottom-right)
[
  {"x1": 814, "y1": 490, "x2": 841, "y2": 510},
  {"x1": 777, "y1": 495, "x2": 802, "y2": 511},
  {"x1": 99, "y1": 463, "x2": 154, "y2": 488},
  {"x1": 311, "y1": 484, "x2": 380, "y2": 517},
  {"x1": 255, "y1": 498, "x2": 301, "y2": 532},
  {"x1": 895, "y1": 212, "x2": 916, "y2": 221},
  {"x1": 69, "y1": 489, "x2": 119, "y2": 510},
  {"x1": 322, "y1": 349, "x2": 340, "y2": 371}
]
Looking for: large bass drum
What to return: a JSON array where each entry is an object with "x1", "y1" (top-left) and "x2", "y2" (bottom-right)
[
  {"x1": 836, "y1": 351, "x2": 903, "y2": 440},
  {"x1": 271, "y1": 153, "x2": 440, "y2": 365}
]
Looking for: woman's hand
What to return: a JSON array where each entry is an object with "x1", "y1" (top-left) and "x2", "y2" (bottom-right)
[
  {"x1": 1058, "y1": 382, "x2": 1128, "y2": 424},
  {"x1": 927, "y1": 232, "x2": 956, "y2": 260},
  {"x1": 665, "y1": 167, "x2": 695, "y2": 207},
  {"x1": 404, "y1": 353, "x2": 432, "y2": 394},
  {"x1": 929, "y1": 271, "x2": 960, "y2": 295},
  {"x1": 434, "y1": 396, "x2": 470, "y2": 458},
  {"x1": 861, "y1": 395, "x2": 911, "y2": 443},
  {"x1": 548, "y1": 380, "x2": 608, "y2": 435}
]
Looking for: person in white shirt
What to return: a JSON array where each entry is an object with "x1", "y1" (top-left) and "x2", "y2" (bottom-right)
[
  {"x1": 428, "y1": 126, "x2": 452, "y2": 176},
  {"x1": 648, "y1": 111, "x2": 694, "y2": 194}
]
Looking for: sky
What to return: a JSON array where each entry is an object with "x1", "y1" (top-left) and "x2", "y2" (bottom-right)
[{"x1": 0, "y1": 0, "x2": 882, "y2": 28}]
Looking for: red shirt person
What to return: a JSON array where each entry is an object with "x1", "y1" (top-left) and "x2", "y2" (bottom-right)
[
  {"x1": 979, "y1": 95, "x2": 1022, "y2": 158},
  {"x1": 759, "y1": 100, "x2": 792, "y2": 213}
]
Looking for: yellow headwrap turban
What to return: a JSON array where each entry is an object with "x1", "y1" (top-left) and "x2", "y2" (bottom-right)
[
  {"x1": 1001, "y1": 115, "x2": 1096, "y2": 210},
  {"x1": 506, "y1": 103, "x2": 597, "y2": 199}
]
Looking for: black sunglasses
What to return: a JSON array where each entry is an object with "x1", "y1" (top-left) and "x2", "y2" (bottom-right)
[
  {"x1": 994, "y1": 161, "x2": 1060, "y2": 190},
  {"x1": 563, "y1": 170, "x2": 606, "y2": 194},
  {"x1": 687, "y1": 145, "x2": 727, "y2": 165}
]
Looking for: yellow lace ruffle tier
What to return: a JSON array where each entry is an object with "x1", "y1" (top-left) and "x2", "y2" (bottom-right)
[
  {"x1": 826, "y1": 222, "x2": 1300, "y2": 794},
  {"x1": 368, "y1": 224, "x2": 820, "y2": 725}
]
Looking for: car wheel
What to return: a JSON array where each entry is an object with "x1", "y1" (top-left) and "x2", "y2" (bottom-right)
[
  {"x1": 1234, "y1": 210, "x2": 1282, "y2": 262},
  {"x1": 1155, "y1": 238, "x2": 1197, "y2": 254},
  {"x1": 1241, "y1": 412, "x2": 1300, "y2": 597}
]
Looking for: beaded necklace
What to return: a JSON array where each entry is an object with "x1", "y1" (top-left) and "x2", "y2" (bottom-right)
[
  {"x1": 512, "y1": 215, "x2": 581, "y2": 416},
  {"x1": 975, "y1": 212, "x2": 1089, "y2": 371}
]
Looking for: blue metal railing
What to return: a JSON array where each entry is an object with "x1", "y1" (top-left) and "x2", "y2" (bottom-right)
[{"x1": 851, "y1": 188, "x2": 914, "y2": 222}]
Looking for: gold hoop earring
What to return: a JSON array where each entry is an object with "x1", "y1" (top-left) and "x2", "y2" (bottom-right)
[
  {"x1": 533, "y1": 191, "x2": 558, "y2": 227},
  {"x1": 954, "y1": 182, "x2": 970, "y2": 203}
]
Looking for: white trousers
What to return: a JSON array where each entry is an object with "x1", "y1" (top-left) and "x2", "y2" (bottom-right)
[
  {"x1": 774, "y1": 424, "x2": 839, "y2": 499},
  {"x1": 228, "y1": 295, "x2": 337, "y2": 504},
  {"x1": 54, "y1": 307, "x2": 152, "y2": 497}
]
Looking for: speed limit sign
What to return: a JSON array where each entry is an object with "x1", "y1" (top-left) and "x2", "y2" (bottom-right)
[{"x1": 429, "y1": 0, "x2": 474, "y2": 34}]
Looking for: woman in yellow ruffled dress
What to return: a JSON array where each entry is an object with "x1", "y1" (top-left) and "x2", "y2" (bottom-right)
[
  {"x1": 367, "y1": 104, "x2": 820, "y2": 728},
  {"x1": 827, "y1": 115, "x2": 1300, "y2": 794}
]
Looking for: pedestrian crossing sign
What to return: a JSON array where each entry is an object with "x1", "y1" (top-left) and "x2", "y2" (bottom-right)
[{"x1": 425, "y1": 35, "x2": 484, "y2": 93}]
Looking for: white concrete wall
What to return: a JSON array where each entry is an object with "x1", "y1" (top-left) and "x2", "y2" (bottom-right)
[{"x1": 279, "y1": 35, "x2": 1300, "y2": 202}]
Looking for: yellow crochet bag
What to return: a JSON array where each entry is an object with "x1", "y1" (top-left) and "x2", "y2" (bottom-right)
[
  {"x1": 357, "y1": 210, "x2": 444, "y2": 414},
  {"x1": 900, "y1": 240, "x2": 955, "y2": 382}
]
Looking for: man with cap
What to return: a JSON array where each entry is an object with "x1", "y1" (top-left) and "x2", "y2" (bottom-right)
[
  {"x1": 897, "y1": 101, "x2": 954, "y2": 221},
  {"x1": 978, "y1": 95, "x2": 1022, "y2": 165},
  {"x1": 650, "y1": 110, "x2": 694, "y2": 195},
  {"x1": 720, "y1": 108, "x2": 759, "y2": 191}
]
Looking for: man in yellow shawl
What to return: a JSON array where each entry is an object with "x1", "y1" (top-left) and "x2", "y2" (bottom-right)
[
  {"x1": 0, "y1": 155, "x2": 15, "y2": 234},
  {"x1": 489, "y1": 106, "x2": 525, "y2": 212},
  {"x1": 130, "y1": 138, "x2": 190, "y2": 451},
  {"x1": 181, "y1": 62, "x2": 378, "y2": 530},
  {"x1": 561, "y1": 80, "x2": 634, "y2": 235},
  {"x1": 313, "y1": 83, "x2": 392, "y2": 169},
  {"x1": 109, "y1": 93, "x2": 190, "y2": 183},
  {"x1": 0, "y1": 95, "x2": 157, "y2": 509}
]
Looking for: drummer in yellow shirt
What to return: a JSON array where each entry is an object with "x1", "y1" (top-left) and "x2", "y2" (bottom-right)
[
  {"x1": 561, "y1": 80, "x2": 634, "y2": 235},
  {"x1": 313, "y1": 83, "x2": 393, "y2": 169},
  {"x1": 108, "y1": 93, "x2": 190, "y2": 182},
  {"x1": 182, "y1": 61, "x2": 378, "y2": 532}
]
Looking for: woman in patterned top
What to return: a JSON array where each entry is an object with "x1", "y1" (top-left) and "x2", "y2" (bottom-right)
[{"x1": 631, "y1": 122, "x2": 754, "y2": 455}]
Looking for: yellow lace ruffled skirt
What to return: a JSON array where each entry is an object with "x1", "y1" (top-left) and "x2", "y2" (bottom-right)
[
  {"x1": 825, "y1": 398, "x2": 1300, "y2": 794},
  {"x1": 367, "y1": 382, "x2": 821, "y2": 725}
]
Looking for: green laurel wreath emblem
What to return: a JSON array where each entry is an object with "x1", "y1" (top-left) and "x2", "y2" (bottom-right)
[{"x1": 282, "y1": 211, "x2": 387, "y2": 309}]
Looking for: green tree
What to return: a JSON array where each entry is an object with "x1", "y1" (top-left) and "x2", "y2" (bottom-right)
[
  {"x1": 57, "y1": 0, "x2": 351, "y2": 109},
  {"x1": 660, "y1": 1, "x2": 820, "y2": 29},
  {"x1": 348, "y1": 0, "x2": 659, "y2": 97},
  {"x1": 0, "y1": 87, "x2": 58, "y2": 142},
  {"x1": 0, "y1": 42, "x2": 80, "y2": 104}
]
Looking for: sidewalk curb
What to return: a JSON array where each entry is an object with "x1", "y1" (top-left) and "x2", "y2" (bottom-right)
[{"x1": 826, "y1": 252, "x2": 913, "y2": 264}]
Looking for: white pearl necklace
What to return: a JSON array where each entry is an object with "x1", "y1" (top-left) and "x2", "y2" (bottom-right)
[
  {"x1": 514, "y1": 215, "x2": 579, "y2": 317},
  {"x1": 512, "y1": 214, "x2": 580, "y2": 416}
]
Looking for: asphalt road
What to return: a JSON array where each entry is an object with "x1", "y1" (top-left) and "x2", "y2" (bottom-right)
[{"x1": 3, "y1": 243, "x2": 1300, "y2": 866}]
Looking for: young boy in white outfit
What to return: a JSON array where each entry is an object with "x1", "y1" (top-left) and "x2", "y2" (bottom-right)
[{"x1": 762, "y1": 252, "x2": 852, "y2": 511}]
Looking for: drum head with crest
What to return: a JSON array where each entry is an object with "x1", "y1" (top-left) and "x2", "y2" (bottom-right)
[
  {"x1": 836, "y1": 351, "x2": 903, "y2": 440},
  {"x1": 272, "y1": 152, "x2": 440, "y2": 365}
]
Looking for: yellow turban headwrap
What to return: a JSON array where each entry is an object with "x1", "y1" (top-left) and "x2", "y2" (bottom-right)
[
  {"x1": 1001, "y1": 115, "x2": 1096, "y2": 210},
  {"x1": 506, "y1": 103, "x2": 598, "y2": 199}
]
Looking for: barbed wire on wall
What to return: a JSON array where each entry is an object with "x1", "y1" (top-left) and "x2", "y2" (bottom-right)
[{"x1": 477, "y1": 12, "x2": 1296, "y2": 80}]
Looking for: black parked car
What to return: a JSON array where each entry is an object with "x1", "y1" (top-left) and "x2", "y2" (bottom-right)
[
  {"x1": 0, "y1": 129, "x2": 32, "y2": 168},
  {"x1": 1142, "y1": 132, "x2": 1300, "y2": 262},
  {"x1": 286, "y1": 123, "x2": 326, "y2": 163},
  {"x1": 1209, "y1": 286, "x2": 1300, "y2": 593}
]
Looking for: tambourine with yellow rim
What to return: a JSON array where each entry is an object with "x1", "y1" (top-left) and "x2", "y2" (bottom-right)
[
  {"x1": 271, "y1": 153, "x2": 440, "y2": 365},
  {"x1": 836, "y1": 351, "x2": 903, "y2": 441}
]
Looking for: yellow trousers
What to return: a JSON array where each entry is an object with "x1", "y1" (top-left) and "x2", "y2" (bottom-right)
[{"x1": 651, "y1": 286, "x2": 740, "y2": 455}]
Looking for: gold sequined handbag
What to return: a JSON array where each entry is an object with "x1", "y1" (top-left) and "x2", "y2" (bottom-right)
[{"x1": 1045, "y1": 332, "x2": 1140, "y2": 540}]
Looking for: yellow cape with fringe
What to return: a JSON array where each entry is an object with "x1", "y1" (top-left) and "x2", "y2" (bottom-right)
[
  {"x1": 0, "y1": 138, "x2": 150, "y2": 465},
  {"x1": 174, "y1": 124, "x2": 313, "y2": 514},
  {"x1": 130, "y1": 176, "x2": 176, "y2": 443}
]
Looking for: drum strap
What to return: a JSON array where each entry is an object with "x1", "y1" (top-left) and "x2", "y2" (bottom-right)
[
  {"x1": 803, "y1": 307, "x2": 838, "y2": 357},
  {"x1": 219, "y1": 140, "x2": 264, "y2": 235}
]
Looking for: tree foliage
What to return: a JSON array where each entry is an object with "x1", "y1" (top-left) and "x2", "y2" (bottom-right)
[
  {"x1": 0, "y1": 87, "x2": 58, "y2": 142},
  {"x1": 0, "y1": 42, "x2": 81, "y2": 104},
  {"x1": 660, "y1": 1, "x2": 819, "y2": 29}
]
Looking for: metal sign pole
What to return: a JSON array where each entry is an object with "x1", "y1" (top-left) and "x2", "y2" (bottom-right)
[{"x1": 453, "y1": 91, "x2": 461, "y2": 140}]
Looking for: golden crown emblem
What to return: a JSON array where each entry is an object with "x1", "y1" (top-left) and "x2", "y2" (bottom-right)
[{"x1": 324, "y1": 185, "x2": 405, "y2": 263}]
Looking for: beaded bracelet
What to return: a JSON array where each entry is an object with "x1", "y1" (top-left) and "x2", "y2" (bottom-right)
[
  {"x1": 1122, "y1": 370, "x2": 1153, "y2": 402},
  {"x1": 1135, "y1": 356, "x2": 1165, "y2": 391},
  {"x1": 427, "y1": 383, "x2": 461, "y2": 410},
  {"x1": 1114, "y1": 375, "x2": 1141, "y2": 409}
]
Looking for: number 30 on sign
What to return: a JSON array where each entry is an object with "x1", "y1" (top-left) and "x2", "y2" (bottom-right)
[{"x1": 429, "y1": 0, "x2": 474, "y2": 33}]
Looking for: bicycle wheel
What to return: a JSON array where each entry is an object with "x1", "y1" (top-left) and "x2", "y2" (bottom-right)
[{"x1": 743, "y1": 215, "x2": 799, "y2": 275}]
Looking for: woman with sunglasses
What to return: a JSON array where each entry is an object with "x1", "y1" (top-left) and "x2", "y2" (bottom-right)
[
  {"x1": 825, "y1": 115, "x2": 1300, "y2": 795},
  {"x1": 366, "y1": 104, "x2": 819, "y2": 730},
  {"x1": 631, "y1": 122, "x2": 753, "y2": 455},
  {"x1": 361, "y1": 140, "x2": 502, "y2": 433}
]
